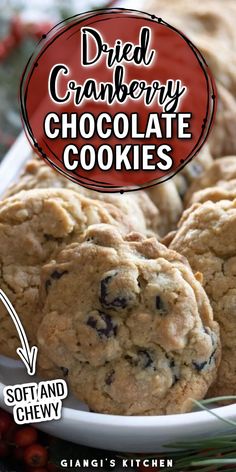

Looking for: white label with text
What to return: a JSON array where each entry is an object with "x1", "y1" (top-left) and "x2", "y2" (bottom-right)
[{"x1": 3, "y1": 379, "x2": 68, "y2": 424}]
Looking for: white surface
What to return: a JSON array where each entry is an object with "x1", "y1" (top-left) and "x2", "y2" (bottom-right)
[
  {"x1": 0, "y1": 355, "x2": 236, "y2": 453},
  {"x1": 0, "y1": 132, "x2": 31, "y2": 196},
  {"x1": 0, "y1": 0, "x2": 235, "y2": 453}
]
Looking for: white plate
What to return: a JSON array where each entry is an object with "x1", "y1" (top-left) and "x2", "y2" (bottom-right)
[
  {"x1": 0, "y1": 133, "x2": 236, "y2": 453},
  {"x1": 0, "y1": 356, "x2": 236, "y2": 453}
]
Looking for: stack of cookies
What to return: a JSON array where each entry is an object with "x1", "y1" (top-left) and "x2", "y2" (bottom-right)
[
  {"x1": 0, "y1": 155, "x2": 222, "y2": 415},
  {"x1": 0, "y1": 0, "x2": 236, "y2": 415},
  {"x1": 145, "y1": 0, "x2": 236, "y2": 401}
]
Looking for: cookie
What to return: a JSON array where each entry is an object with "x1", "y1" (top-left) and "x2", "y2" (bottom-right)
[
  {"x1": 195, "y1": 39, "x2": 236, "y2": 96},
  {"x1": 146, "y1": 1, "x2": 236, "y2": 158},
  {"x1": 187, "y1": 185, "x2": 236, "y2": 207},
  {"x1": 147, "y1": 180, "x2": 183, "y2": 236},
  {"x1": 173, "y1": 144, "x2": 213, "y2": 201},
  {"x1": 147, "y1": 1, "x2": 236, "y2": 51},
  {"x1": 185, "y1": 156, "x2": 236, "y2": 205},
  {"x1": 0, "y1": 188, "x2": 146, "y2": 359},
  {"x1": 169, "y1": 199, "x2": 236, "y2": 396},
  {"x1": 209, "y1": 85, "x2": 236, "y2": 158},
  {"x1": 146, "y1": 1, "x2": 236, "y2": 91},
  {"x1": 5, "y1": 157, "x2": 160, "y2": 235},
  {"x1": 37, "y1": 224, "x2": 220, "y2": 415},
  {"x1": 182, "y1": 144, "x2": 213, "y2": 184}
]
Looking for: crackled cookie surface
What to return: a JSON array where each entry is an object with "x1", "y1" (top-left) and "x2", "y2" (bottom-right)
[
  {"x1": 146, "y1": 0, "x2": 236, "y2": 157},
  {"x1": 181, "y1": 144, "x2": 213, "y2": 184},
  {"x1": 187, "y1": 185, "x2": 236, "y2": 207},
  {"x1": 209, "y1": 85, "x2": 236, "y2": 158},
  {"x1": 37, "y1": 224, "x2": 220, "y2": 415},
  {"x1": 170, "y1": 199, "x2": 236, "y2": 396},
  {"x1": 0, "y1": 188, "x2": 143, "y2": 359},
  {"x1": 172, "y1": 144, "x2": 213, "y2": 201},
  {"x1": 5, "y1": 157, "x2": 159, "y2": 235},
  {"x1": 146, "y1": 1, "x2": 236, "y2": 93},
  {"x1": 146, "y1": 146, "x2": 213, "y2": 233},
  {"x1": 185, "y1": 156, "x2": 236, "y2": 205}
]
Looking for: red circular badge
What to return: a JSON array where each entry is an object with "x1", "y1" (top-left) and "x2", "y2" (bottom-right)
[{"x1": 20, "y1": 8, "x2": 216, "y2": 192}]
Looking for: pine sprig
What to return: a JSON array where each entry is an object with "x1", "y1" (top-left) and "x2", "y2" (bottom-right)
[
  {"x1": 123, "y1": 397, "x2": 236, "y2": 471},
  {"x1": 162, "y1": 396, "x2": 236, "y2": 471}
]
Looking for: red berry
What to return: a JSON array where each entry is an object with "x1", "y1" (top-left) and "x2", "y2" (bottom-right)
[
  {"x1": 0, "y1": 439, "x2": 9, "y2": 458},
  {"x1": 31, "y1": 22, "x2": 53, "y2": 39},
  {"x1": 23, "y1": 443, "x2": 48, "y2": 467},
  {"x1": 3, "y1": 36, "x2": 15, "y2": 52},
  {"x1": 0, "y1": 410, "x2": 14, "y2": 436},
  {"x1": 14, "y1": 426, "x2": 38, "y2": 447},
  {"x1": 0, "y1": 43, "x2": 7, "y2": 60},
  {"x1": 47, "y1": 464, "x2": 58, "y2": 471},
  {"x1": 26, "y1": 468, "x2": 48, "y2": 472},
  {"x1": 13, "y1": 446, "x2": 25, "y2": 462},
  {"x1": 10, "y1": 16, "x2": 23, "y2": 42},
  {"x1": 4, "y1": 423, "x2": 18, "y2": 443}
]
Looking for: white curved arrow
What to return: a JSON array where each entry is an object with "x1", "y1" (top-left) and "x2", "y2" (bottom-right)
[{"x1": 0, "y1": 289, "x2": 38, "y2": 376}]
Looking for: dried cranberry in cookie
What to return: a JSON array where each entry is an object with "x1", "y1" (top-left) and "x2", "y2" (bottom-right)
[
  {"x1": 86, "y1": 311, "x2": 118, "y2": 338},
  {"x1": 99, "y1": 269, "x2": 139, "y2": 311},
  {"x1": 37, "y1": 224, "x2": 220, "y2": 415},
  {"x1": 0, "y1": 188, "x2": 144, "y2": 359}
]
